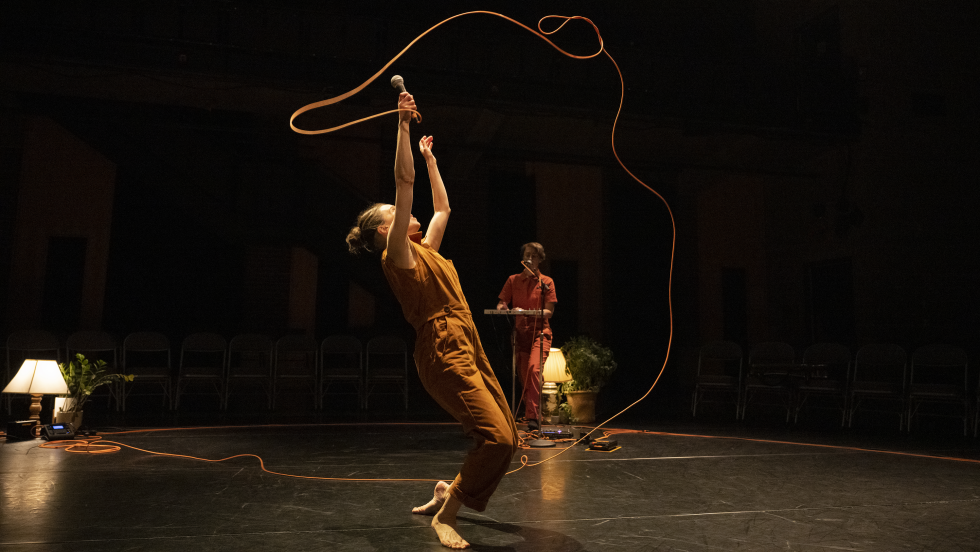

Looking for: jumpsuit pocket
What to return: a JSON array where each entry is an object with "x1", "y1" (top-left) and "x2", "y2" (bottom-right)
[
  {"x1": 433, "y1": 316, "x2": 449, "y2": 357},
  {"x1": 432, "y1": 310, "x2": 458, "y2": 357}
]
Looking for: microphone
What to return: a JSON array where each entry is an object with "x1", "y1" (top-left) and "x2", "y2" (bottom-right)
[
  {"x1": 522, "y1": 260, "x2": 538, "y2": 280},
  {"x1": 391, "y1": 75, "x2": 419, "y2": 123},
  {"x1": 390, "y1": 75, "x2": 407, "y2": 94}
]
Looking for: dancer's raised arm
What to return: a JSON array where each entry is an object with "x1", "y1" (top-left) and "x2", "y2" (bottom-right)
[
  {"x1": 345, "y1": 87, "x2": 518, "y2": 550},
  {"x1": 384, "y1": 92, "x2": 418, "y2": 268},
  {"x1": 419, "y1": 135, "x2": 450, "y2": 252}
]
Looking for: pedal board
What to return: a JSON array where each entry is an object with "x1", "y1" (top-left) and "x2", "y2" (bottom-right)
[
  {"x1": 588, "y1": 440, "x2": 618, "y2": 451},
  {"x1": 41, "y1": 422, "x2": 77, "y2": 441},
  {"x1": 540, "y1": 426, "x2": 573, "y2": 439}
]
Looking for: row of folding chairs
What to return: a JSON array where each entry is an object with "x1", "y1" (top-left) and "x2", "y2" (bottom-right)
[
  {"x1": 692, "y1": 341, "x2": 977, "y2": 436},
  {"x1": 4, "y1": 330, "x2": 409, "y2": 413}
]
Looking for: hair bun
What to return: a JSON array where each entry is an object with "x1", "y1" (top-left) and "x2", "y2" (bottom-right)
[
  {"x1": 347, "y1": 202, "x2": 385, "y2": 255},
  {"x1": 346, "y1": 227, "x2": 364, "y2": 254}
]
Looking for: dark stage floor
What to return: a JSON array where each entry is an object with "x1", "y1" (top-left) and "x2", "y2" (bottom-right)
[{"x1": 3, "y1": 415, "x2": 980, "y2": 551}]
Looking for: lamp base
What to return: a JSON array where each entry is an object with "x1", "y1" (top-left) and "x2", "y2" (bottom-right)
[{"x1": 28, "y1": 393, "x2": 44, "y2": 422}]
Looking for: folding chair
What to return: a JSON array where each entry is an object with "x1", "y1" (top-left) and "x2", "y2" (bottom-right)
[
  {"x1": 175, "y1": 332, "x2": 227, "y2": 409},
  {"x1": 691, "y1": 340, "x2": 743, "y2": 418},
  {"x1": 848, "y1": 343, "x2": 907, "y2": 429},
  {"x1": 320, "y1": 335, "x2": 364, "y2": 409},
  {"x1": 974, "y1": 375, "x2": 980, "y2": 438},
  {"x1": 365, "y1": 336, "x2": 408, "y2": 410},
  {"x1": 121, "y1": 331, "x2": 173, "y2": 410},
  {"x1": 741, "y1": 342, "x2": 797, "y2": 421},
  {"x1": 795, "y1": 343, "x2": 851, "y2": 425},
  {"x1": 907, "y1": 344, "x2": 969, "y2": 435},
  {"x1": 273, "y1": 334, "x2": 318, "y2": 410},
  {"x1": 225, "y1": 333, "x2": 274, "y2": 410}
]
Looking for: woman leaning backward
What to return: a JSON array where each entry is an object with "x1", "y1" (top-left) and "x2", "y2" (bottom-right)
[{"x1": 345, "y1": 91, "x2": 518, "y2": 550}]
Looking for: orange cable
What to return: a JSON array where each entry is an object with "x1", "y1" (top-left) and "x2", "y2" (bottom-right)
[
  {"x1": 44, "y1": 436, "x2": 443, "y2": 481},
  {"x1": 39, "y1": 423, "x2": 456, "y2": 481},
  {"x1": 288, "y1": 11, "x2": 674, "y2": 475},
  {"x1": 39, "y1": 435, "x2": 120, "y2": 454},
  {"x1": 42, "y1": 12, "x2": 975, "y2": 489},
  {"x1": 567, "y1": 427, "x2": 980, "y2": 465},
  {"x1": 289, "y1": 12, "x2": 604, "y2": 135},
  {"x1": 32, "y1": 422, "x2": 541, "y2": 480},
  {"x1": 26, "y1": 11, "x2": 977, "y2": 486},
  {"x1": 503, "y1": 26, "x2": 675, "y2": 473},
  {"x1": 37, "y1": 422, "x2": 543, "y2": 480},
  {"x1": 30, "y1": 419, "x2": 979, "y2": 489}
]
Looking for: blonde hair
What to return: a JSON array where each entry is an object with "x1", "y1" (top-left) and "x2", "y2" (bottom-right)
[{"x1": 346, "y1": 203, "x2": 386, "y2": 255}]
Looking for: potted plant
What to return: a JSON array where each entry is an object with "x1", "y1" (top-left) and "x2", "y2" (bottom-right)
[
  {"x1": 559, "y1": 336, "x2": 617, "y2": 423},
  {"x1": 55, "y1": 353, "x2": 134, "y2": 428}
]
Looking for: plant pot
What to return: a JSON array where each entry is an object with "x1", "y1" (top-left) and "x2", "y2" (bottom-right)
[{"x1": 566, "y1": 390, "x2": 597, "y2": 423}]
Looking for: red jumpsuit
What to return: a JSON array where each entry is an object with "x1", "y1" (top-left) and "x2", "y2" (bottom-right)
[
  {"x1": 382, "y1": 236, "x2": 518, "y2": 512},
  {"x1": 498, "y1": 272, "x2": 557, "y2": 422}
]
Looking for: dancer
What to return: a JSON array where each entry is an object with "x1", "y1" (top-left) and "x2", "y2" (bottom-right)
[
  {"x1": 496, "y1": 242, "x2": 557, "y2": 430},
  {"x1": 346, "y1": 91, "x2": 518, "y2": 549}
]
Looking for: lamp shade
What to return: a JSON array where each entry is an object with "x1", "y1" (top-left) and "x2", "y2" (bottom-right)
[
  {"x1": 541, "y1": 348, "x2": 571, "y2": 383},
  {"x1": 2, "y1": 359, "x2": 69, "y2": 395}
]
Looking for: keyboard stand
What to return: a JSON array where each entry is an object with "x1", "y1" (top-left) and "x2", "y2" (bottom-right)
[{"x1": 483, "y1": 309, "x2": 545, "y2": 419}]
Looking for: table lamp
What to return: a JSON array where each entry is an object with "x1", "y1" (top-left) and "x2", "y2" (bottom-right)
[
  {"x1": 527, "y1": 348, "x2": 570, "y2": 448},
  {"x1": 2, "y1": 359, "x2": 69, "y2": 423},
  {"x1": 541, "y1": 348, "x2": 571, "y2": 424}
]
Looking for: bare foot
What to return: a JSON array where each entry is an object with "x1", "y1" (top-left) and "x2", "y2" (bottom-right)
[
  {"x1": 432, "y1": 518, "x2": 469, "y2": 549},
  {"x1": 432, "y1": 494, "x2": 469, "y2": 549},
  {"x1": 412, "y1": 480, "x2": 450, "y2": 515}
]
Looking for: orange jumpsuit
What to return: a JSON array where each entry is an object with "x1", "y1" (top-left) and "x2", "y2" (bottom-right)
[{"x1": 382, "y1": 236, "x2": 518, "y2": 511}]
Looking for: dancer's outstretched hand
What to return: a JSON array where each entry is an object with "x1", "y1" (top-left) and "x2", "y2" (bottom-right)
[{"x1": 419, "y1": 135, "x2": 435, "y2": 161}]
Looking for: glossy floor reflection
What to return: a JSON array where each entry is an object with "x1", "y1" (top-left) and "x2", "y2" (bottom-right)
[{"x1": 2, "y1": 418, "x2": 979, "y2": 551}]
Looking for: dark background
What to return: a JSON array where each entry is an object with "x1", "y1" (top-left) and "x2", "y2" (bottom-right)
[{"x1": 2, "y1": 0, "x2": 978, "y2": 428}]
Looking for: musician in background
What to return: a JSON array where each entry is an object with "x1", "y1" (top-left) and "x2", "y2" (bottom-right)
[{"x1": 496, "y1": 242, "x2": 557, "y2": 431}]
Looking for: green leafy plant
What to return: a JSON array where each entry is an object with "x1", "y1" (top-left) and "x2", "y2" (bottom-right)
[
  {"x1": 58, "y1": 353, "x2": 134, "y2": 412},
  {"x1": 559, "y1": 401, "x2": 575, "y2": 423},
  {"x1": 559, "y1": 335, "x2": 617, "y2": 393}
]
